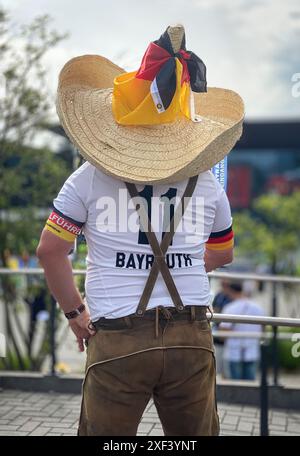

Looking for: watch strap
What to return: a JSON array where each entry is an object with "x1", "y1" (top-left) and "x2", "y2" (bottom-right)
[{"x1": 64, "y1": 303, "x2": 86, "y2": 320}]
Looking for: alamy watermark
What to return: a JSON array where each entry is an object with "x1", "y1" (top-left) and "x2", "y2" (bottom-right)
[
  {"x1": 95, "y1": 189, "x2": 205, "y2": 244},
  {"x1": 291, "y1": 333, "x2": 300, "y2": 358},
  {"x1": 291, "y1": 73, "x2": 300, "y2": 98}
]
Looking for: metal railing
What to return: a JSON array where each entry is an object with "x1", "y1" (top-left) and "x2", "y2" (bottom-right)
[
  {"x1": 213, "y1": 330, "x2": 296, "y2": 339},
  {"x1": 1, "y1": 268, "x2": 300, "y2": 437},
  {"x1": 211, "y1": 329, "x2": 300, "y2": 436},
  {"x1": 211, "y1": 313, "x2": 300, "y2": 327},
  {"x1": 212, "y1": 308, "x2": 300, "y2": 434},
  {"x1": 209, "y1": 270, "x2": 300, "y2": 284},
  {"x1": 210, "y1": 270, "x2": 300, "y2": 387},
  {"x1": 1, "y1": 268, "x2": 300, "y2": 377},
  {"x1": 1, "y1": 267, "x2": 300, "y2": 283}
]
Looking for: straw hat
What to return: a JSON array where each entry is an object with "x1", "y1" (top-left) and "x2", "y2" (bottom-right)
[{"x1": 57, "y1": 25, "x2": 244, "y2": 184}]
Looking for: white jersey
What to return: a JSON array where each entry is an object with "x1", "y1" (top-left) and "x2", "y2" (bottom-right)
[{"x1": 50, "y1": 162, "x2": 233, "y2": 321}]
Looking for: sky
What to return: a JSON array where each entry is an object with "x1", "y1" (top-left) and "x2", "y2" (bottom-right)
[{"x1": 1, "y1": 0, "x2": 300, "y2": 123}]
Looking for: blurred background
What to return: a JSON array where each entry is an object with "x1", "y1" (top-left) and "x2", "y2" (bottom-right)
[{"x1": 0, "y1": 0, "x2": 299, "y2": 384}]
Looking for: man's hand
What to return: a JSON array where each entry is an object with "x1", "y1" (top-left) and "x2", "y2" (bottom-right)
[
  {"x1": 36, "y1": 230, "x2": 97, "y2": 352},
  {"x1": 68, "y1": 310, "x2": 96, "y2": 352}
]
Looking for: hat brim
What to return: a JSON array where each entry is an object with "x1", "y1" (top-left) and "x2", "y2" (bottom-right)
[{"x1": 57, "y1": 55, "x2": 244, "y2": 184}]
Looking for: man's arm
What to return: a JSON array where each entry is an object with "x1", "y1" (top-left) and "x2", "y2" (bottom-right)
[
  {"x1": 36, "y1": 229, "x2": 95, "y2": 352},
  {"x1": 204, "y1": 247, "x2": 233, "y2": 273},
  {"x1": 205, "y1": 178, "x2": 234, "y2": 272}
]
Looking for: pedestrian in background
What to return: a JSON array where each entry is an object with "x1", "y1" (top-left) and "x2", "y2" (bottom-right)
[{"x1": 220, "y1": 281, "x2": 264, "y2": 380}]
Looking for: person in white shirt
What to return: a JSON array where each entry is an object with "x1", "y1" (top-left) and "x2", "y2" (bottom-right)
[
  {"x1": 45, "y1": 161, "x2": 234, "y2": 321},
  {"x1": 220, "y1": 282, "x2": 264, "y2": 380},
  {"x1": 36, "y1": 24, "x2": 244, "y2": 436}
]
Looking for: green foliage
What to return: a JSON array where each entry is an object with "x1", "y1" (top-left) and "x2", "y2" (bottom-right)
[
  {"x1": 0, "y1": 351, "x2": 32, "y2": 371},
  {"x1": 72, "y1": 241, "x2": 88, "y2": 293},
  {"x1": 0, "y1": 6, "x2": 70, "y2": 257},
  {"x1": 234, "y1": 192, "x2": 300, "y2": 273},
  {"x1": 0, "y1": 142, "x2": 70, "y2": 256},
  {"x1": 0, "y1": 6, "x2": 71, "y2": 251},
  {"x1": 0, "y1": 7, "x2": 70, "y2": 371},
  {"x1": 0, "y1": 7, "x2": 68, "y2": 144}
]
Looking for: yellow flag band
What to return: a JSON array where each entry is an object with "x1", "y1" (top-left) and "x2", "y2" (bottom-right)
[
  {"x1": 113, "y1": 59, "x2": 192, "y2": 125},
  {"x1": 206, "y1": 239, "x2": 234, "y2": 251},
  {"x1": 206, "y1": 226, "x2": 234, "y2": 251},
  {"x1": 45, "y1": 209, "x2": 83, "y2": 243}
]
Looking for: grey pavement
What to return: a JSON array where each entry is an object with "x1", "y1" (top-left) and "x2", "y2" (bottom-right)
[{"x1": 0, "y1": 390, "x2": 299, "y2": 436}]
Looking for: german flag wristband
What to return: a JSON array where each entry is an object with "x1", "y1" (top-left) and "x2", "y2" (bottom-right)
[
  {"x1": 206, "y1": 225, "x2": 234, "y2": 251},
  {"x1": 45, "y1": 207, "x2": 84, "y2": 243}
]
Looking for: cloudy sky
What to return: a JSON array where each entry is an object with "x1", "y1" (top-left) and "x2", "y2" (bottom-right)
[{"x1": 2, "y1": 0, "x2": 300, "y2": 121}]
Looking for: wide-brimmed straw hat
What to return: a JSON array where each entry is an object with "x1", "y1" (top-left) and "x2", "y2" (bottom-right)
[{"x1": 56, "y1": 24, "x2": 244, "y2": 184}]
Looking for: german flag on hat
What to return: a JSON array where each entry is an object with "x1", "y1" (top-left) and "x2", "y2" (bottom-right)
[{"x1": 112, "y1": 26, "x2": 207, "y2": 125}]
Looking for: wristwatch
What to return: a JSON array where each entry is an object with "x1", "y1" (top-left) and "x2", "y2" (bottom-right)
[{"x1": 64, "y1": 303, "x2": 86, "y2": 320}]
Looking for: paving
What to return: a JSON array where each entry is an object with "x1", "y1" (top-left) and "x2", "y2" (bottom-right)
[{"x1": 0, "y1": 389, "x2": 299, "y2": 436}]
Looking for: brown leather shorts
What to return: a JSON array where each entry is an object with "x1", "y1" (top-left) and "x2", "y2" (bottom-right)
[{"x1": 78, "y1": 305, "x2": 219, "y2": 436}]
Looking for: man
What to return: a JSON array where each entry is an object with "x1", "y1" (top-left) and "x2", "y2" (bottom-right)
[
  {"x1": 37, "y1": 25, "x2": 244, "y2": 436},
  {"x1": 220, "y1": 282, "x2": 264, "y2": 380}
]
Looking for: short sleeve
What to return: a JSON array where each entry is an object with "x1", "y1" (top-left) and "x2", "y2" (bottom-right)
[
  {"x1": 206, "y1": 187, "x2": 234, "y2": 251},
  {"x1": 45, "y1": 163, "x2": 92, "y2": 242},
  {"x1": 211, "y1": 187, "x2": 232, "y2": 233},
  {"x1": 53, "y1": 178, "x2": 87, "y2": 223}
]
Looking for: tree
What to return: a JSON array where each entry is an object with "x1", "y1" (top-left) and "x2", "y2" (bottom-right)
[
  {"x1": 0, "y1": 7, "x2": 71, "y2": 371},
  {"x1": 0, "y1": 8, "x2": 67, "y2": 144},
  {"x1": 234, "y1": 192, "x2": 300, "y2": 371},
  {"x1": 234, "y1": 191, "x2": 300, "y2": 274},
  {"x1": 0, "y1": 142, "x2": 70, "y2": 251}
]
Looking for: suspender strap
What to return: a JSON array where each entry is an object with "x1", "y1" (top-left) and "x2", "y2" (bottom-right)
[{"x1": 125, "y1": 175, "x2": 198, "y2": 316}]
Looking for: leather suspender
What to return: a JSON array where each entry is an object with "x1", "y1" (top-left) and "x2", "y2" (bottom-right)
[{"x1": 125, "y1": 175, "x2": 198, "y2": 316}]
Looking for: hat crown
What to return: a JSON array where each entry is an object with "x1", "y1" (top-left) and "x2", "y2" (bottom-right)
[
  {"x1": 167, "y1": 24, "x2": 185, "y2": 53},
  {"x1": 112, "y1": 24, "x2": 209, "y2": 126}
]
